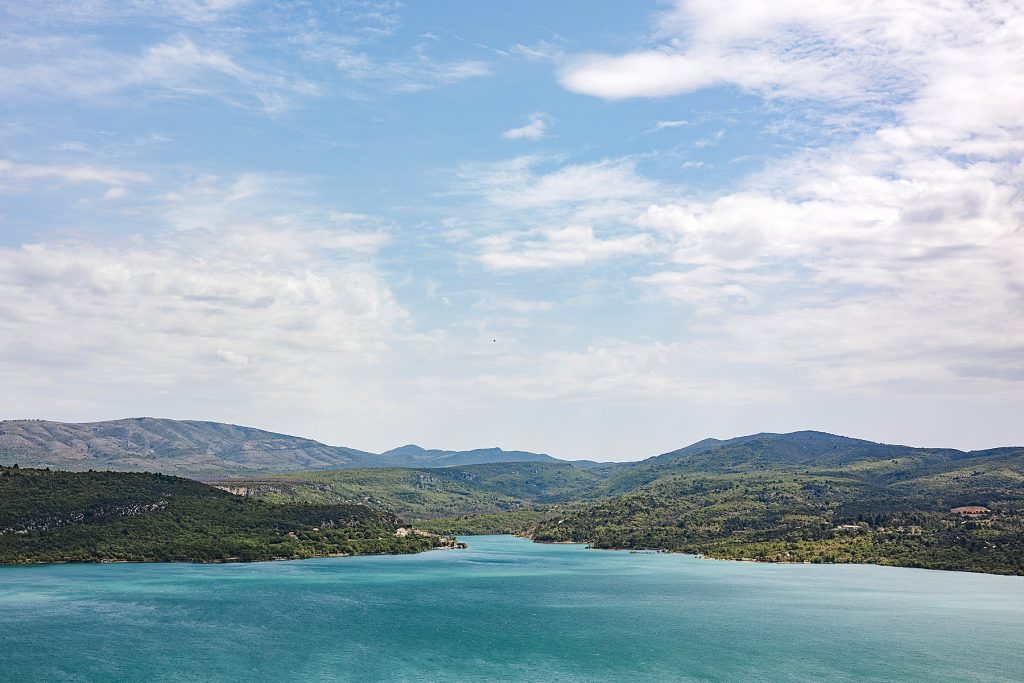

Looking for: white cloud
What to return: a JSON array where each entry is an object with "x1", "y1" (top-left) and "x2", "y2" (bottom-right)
[
  {"x1": 448, "y1": 156, "x2": 666, "y2": 270},
  {"x1": 433, "y1": 60, "x2": 492, "y2": 84},
  {"x1": 0, "y1": 159, "x2": 151, "y2": 188},
  {"x1": 9, "y1": 0, "x2": 248, "y2": 24},
  {"x1": 389, "y1": 59, "x2": 493, "y2": 92},
  {"x1": 478, "y1": 224, "x2": 652, "y2": 270},
  {"x1": 502, "y1": 113, "x2": 551, "y2": 141},
  {"x1": 560, "y1": 0, "x2": 1022, "y2": 121},
  {"x1": 0, "y1": 172, "x2": 410, "y2": 419},
  {"x1": 462, "y1": 157, "x2": 658, "y2": 208},
  {"x1": 429, "y1": 339, "x2": 782, "y2": 404},
  {"x1": 623, "y1": 125, "x2": 1024, "y2": 391},
  {"x1": 694, "y1": 129, "x2": 724, "y2": 148},
  {"x1": 475, "y1": 297, "x2": 555, "y2": 313},
  {"x1": 0, "y1": 236, "x2": 406, "y2": 377},
  {"x1": 155, "y1": 173, "x2": 394, "y2": 259},
  {"x1": 216, "y1": 349, "x2": 250, "y2": 367},
  {"x1": 0, "y1": 34, "x2": 317, "y2": 112},
  {"x1": 545, "y1": 0, "x2": 1024, "y2": 397},
  {"x1": 510, "y1": 41, "x2": 561, "y2": 62},
  {"x1": 562, "y1": 52, "x2": 718, "y2": 101},
  {"x1": 131, "y1": 0, "x2": 249, "y2": 23},
  {"x1": 635, "y1": 268, "x2": 763, "y2": 313},
  {"x1": 306, "y1": 30, "x2": 493, "y2": 94},
  {"x1": 2, "y1": 0, "x2": 1021, "y2": 453}
]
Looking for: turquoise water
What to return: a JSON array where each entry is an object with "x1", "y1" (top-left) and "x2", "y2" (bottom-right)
[{"x1": 1, "y1": 535, "x2": 1023, "y2": 682}]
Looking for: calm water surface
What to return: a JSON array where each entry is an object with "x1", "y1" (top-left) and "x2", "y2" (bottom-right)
[{"x1": 1, "y1": 535, "x2": 1023, "y2": 682}]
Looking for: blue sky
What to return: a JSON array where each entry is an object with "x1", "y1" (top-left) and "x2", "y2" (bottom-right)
[{"x1": 2, "y1": 1, "x2": 1022, "y2": 459}]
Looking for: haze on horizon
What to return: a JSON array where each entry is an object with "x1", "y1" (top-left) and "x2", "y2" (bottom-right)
[{"x1": 1, "y1": 1, "x2": 1022, "y2": 461}]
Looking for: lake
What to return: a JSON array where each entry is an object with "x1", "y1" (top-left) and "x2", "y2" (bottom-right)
[{"x1": 1, "y1": 535, "x2": 1022, "y2": 681}]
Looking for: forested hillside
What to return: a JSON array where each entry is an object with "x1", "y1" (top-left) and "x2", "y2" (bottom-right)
[
  {"x1": 0, "y1": 467, "x2": 455, "y2": 563},
  {"x1": 530, "y1": 433, "x2": 1024, "y2": 574},
  {"x1": 206, "y1": 461, "x2": 604, "y2": 519},
  {"x1": 6, "y1": 429, "x2": 1023, "y2": 574}
]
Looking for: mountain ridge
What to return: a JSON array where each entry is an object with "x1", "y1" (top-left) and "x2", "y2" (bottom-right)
[
  {"x1": 2, "y1": 417, "x2": 1019, "y2": 478},
  {"x1": 0, "y1": 418, "x2": 573, "y2": 475},
  {"x1": 4, "y1": 420, "x2": 1024, "y2": 573},
  {"x1": 376, "y1": 444, "x2": 561, "y2": 467}
]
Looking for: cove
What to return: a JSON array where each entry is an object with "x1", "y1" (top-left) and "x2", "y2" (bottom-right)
[{"x1": 1, "y1": 535, "x2": 1023, "y2": 682}]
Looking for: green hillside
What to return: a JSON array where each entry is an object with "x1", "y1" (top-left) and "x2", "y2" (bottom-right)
[
  {"x1": 207, "y1": 461, "x2": 605, "y2": 519},
  {"x1": 532, "y1": 435, "x2": 1024, "y2": 574},
  {"x1": 6, "y1": 430, "x2": 1024, "y2": 574},
  {"x1": 0, "y1": 466, "x2": 456, "y2": 564}
]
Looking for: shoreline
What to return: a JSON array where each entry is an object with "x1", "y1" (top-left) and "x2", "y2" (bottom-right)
[
  {"x1": 506, "y1": 535, "x2": 1024, "y2": 577},
  {"x1": 0, "y1": 539, "x2": 466, "y2": 568}
]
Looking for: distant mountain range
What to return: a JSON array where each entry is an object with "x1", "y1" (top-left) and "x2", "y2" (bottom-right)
[
  {"x1": 376, "y1": 444, "x2": 563, "y2": 467},
  {"x1": 0, "y1": 418, "x2": 571, "y2": 475},
  {"x1": 213, "y1": 429, "x2": 1024, "y2": 574},
  {"x1": 3, "y1": 419, "x2": 1023, "y2": 573},
  {"x1": 2, "y1": 418, "x2": 1019, "y2": 478}
]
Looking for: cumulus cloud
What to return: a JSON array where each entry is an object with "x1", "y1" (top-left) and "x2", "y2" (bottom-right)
[
  {"x1": 451, "y1": 157, "x2": 662, "y2": 269},
  {"x1": 0, "y1": 171, "x2": 409, "y2": 426},
  {"x1": 622, "y1": 133, "x2": 1024, "y2": 390},
  {"x1": 561, "y1": 0, "x2": 1024, "y2": 141},
  {"x1": 655, "y1": 120, "x2": 689, "y2": 129},
  {"x1": 547, "y1": 0, "x2": 1024, "y2": 396},
  {"x1": 502, "y1": 113, "x2": 551, "y2": 140},
  {"x1": 2, "y1": 0, "x2": 1021, "y2": 453},
  {"x1": 0, "y1": 235, "x2": 406, "y2": 383},
  {"x1": 478, "y1": 225, "x2": 652, "y2": 270}
]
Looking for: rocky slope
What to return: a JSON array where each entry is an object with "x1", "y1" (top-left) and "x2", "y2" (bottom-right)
[
  {"x1": 0, "y1": 418, "x2": 378, "y2": 475},
  {"x1": 0, "y1": 418, "x2": 569, "y2": 475}
]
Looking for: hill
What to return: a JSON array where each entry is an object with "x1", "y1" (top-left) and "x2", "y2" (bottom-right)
[
  {"x1": 0, "y1": 418, "x2": 573, "y2": 475},
  {"x1": 531, "y1": 432, "x2": 1024, "y2": 575},
  {"x1": 205, "y1": 461, "x2": 604, "y2": 520},
  {"x1": 0, "y1": 466, "x2": 456, "y2": 563},
  {"x1": 592, "y1": 431, "x2": 970, "y2": 495},
  {"x1": 0, "y1": 418, "x2": 379, "y2": 475},
  {"x1": 6, "y1": 424, "x2": 1024, "y2": 573},
  {"x1": 376, "y1": 444, "x2": 561, "y2": 467}
]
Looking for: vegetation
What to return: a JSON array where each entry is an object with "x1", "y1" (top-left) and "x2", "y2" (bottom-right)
[
  {"x1": 204, "y1": 432, "x2": 1024, "y2": 574},
  {"x1": 210, "y1": 462, "x2": 603, "y2": 519},
  {"x1": 414, "y1": 509, "x2": 557, "y2": 536},
  {"x1": 0, "y1": 467, "x2": 457, "y2": 564},
  {"x1": 530, "y1": 434, "x2": 1024, "y2": 575},
  {"x1": 7, "y1": 430, "x2": 1024, "y2": 574},
  {"x1": 0, "y1": 418, "x2": 564, "y2": 475},
  {"x1": 0, "y1": 418, "x2": 377, "y2": 475}
]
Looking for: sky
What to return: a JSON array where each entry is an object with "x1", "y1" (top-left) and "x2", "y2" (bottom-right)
[{"x1": 1, "y1": 0, "x2": 1022, "y2": 460}]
